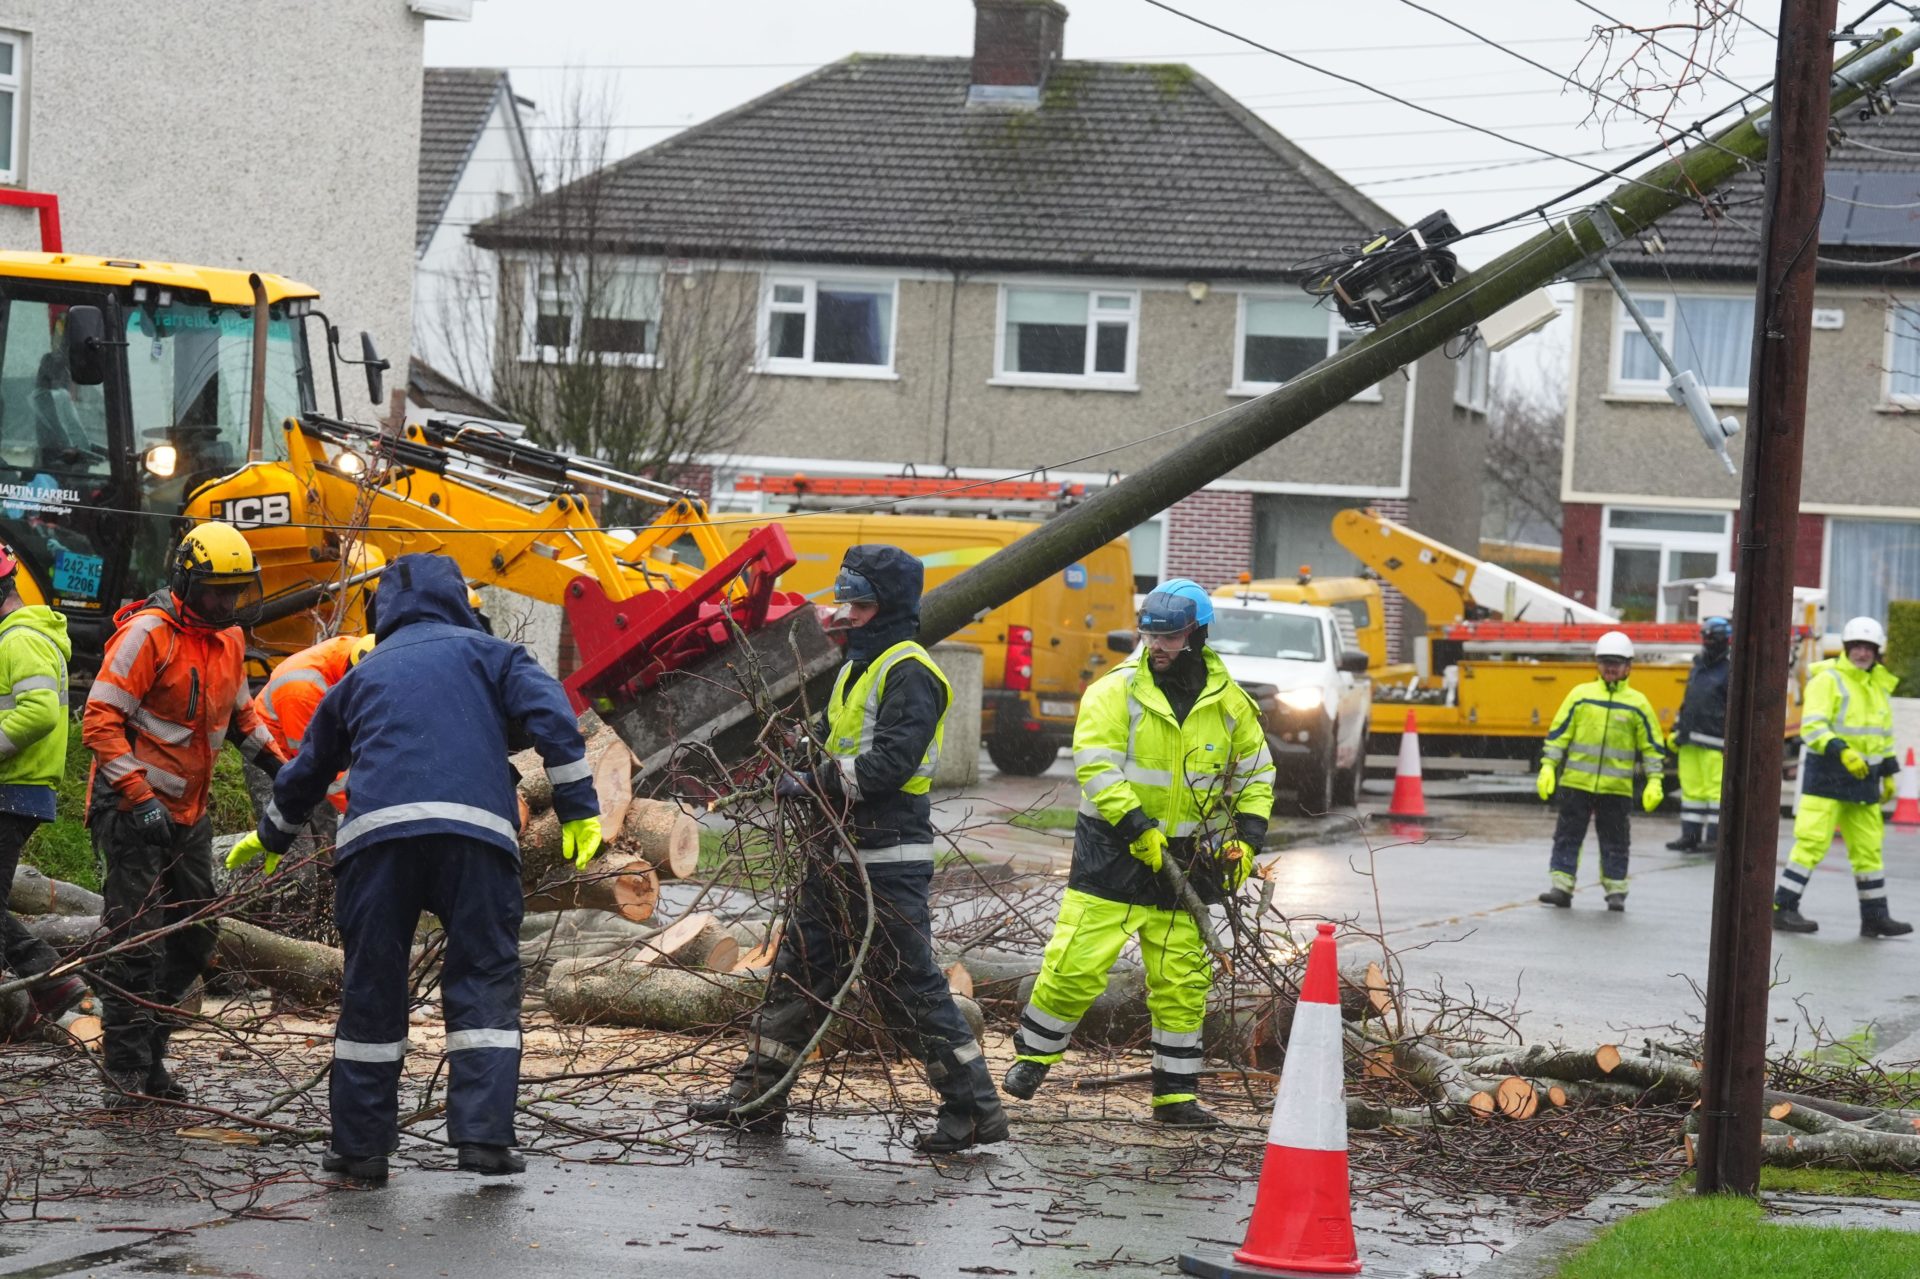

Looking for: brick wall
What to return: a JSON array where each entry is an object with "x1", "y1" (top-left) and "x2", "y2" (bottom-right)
[
  {"x1": 1165, "y1": 490, "x2": 1254, "y2": 590},
  {"x1": 1560, "y1": 501, "x2": 1603, "y2": 605},
  {"x1": 1371, "y1": 496, "x2": 1410, "y2": 660}
]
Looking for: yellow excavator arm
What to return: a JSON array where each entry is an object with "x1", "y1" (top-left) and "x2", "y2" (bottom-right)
[{"x1": 1330, "y1": 508, "x2": 1612, "y2": 626}]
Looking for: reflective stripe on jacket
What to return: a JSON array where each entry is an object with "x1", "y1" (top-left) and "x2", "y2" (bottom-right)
[
  {"x1": 253, "y1": 635, "x2": 358, "y2": 813},
  {"x1": 1540, "y1": 678, "x2": 1666, "y2": 796},
  {"x1": 1800, "y1": 657, "x2": 1899, "y2": 804},
  {"x1": 822, "y1": 640, "x2": 951, "y2": 858},
  {"x1": 82, "y1": 591, "x2": 279, "y2": 824},
  {"x1": 826, "y1": 641, "x2": 951, "y2": 798},
  {"x1": 1068, "y1": 648, "x2": 1275, "y2": 909}
]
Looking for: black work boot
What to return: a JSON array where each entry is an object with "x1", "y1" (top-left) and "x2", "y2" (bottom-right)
[
  {"x1": 1538, "y1": 887, "x2": 1573, "y2": 908},
  {"x1": 102, "y1": 1068, "x2": 149, "y2": 1111},
  {"x1": 1862, "y1": 907, "x2": 1915, "y2": 939},
  {"x1": 1002, "y1": 1060, "x2": 1049, "y2": 1100},
  {"x1": 1665, "y1": 824, "x2": 1701, "y2": 852},
  {"x1": 457, "y1": 1144, "x2": 526, "y2": 1175},
  {"x1": 1605, "y1": 893, "x2": 1627, "y2": 913},
  {"x1": 321, "y1": 1151, "x2": 390, "y2": 1183},
  {"x1": 1773, "y1": 906, "x2": 1819, "y2": 934},
  {"x1": 686, "y1": 1060, "x2": 790, "y2": 1133},
  {"x1": 145, "y1": 1031, "x2": 188, "y2": 1103},
  {"x1": 1695, "y1": 825, "x2": 1720, "y2": 855},
  {"x1": 916, "y1": 1046, "x2": 1010, "y2": 1154},
  {"x1": 1152, "y1": 1100, "x2": 1223, "y2": 1128}
]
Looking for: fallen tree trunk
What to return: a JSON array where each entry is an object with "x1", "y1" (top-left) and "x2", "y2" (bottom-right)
[
  {"x1": 522, "y1": 853, "x2": 659, "y2": 923},
  {"x1": 211, "y1": 919, "x2": 344, "y2": 1006},
  {"x1": 546, "y1": 957, "x2": 765, "y2": 1031},
  {"x1": 518, "y1": 910, "x2": 665, "y2": 983},
  {"x1": 9, "y1": 865, "x2": 103, "y2": 917},
  {"x1": 19, "y1": 913, "x2": 106, "y2": 951},
  {"x1": 636, "y1": 912, "x2": 739, "y2": 973}
]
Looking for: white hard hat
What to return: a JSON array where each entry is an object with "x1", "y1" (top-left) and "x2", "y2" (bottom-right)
[
  {"x1": 1594, "y1": 630, "x2": 1636, "y2": 661},
  {"x1": 1841, "y1": 616, "x2": 1887, "y2": 650}
]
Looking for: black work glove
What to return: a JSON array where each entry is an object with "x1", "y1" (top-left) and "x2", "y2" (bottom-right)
[
  {"x1": 128, "y1": 797, "x2": 172, "y2": 846},
  {"x1": 774, "y1": 771, "x2": 815, "y2": 801},
  {"x1": 256, "y1": 751, "x2": 284, "y2": 781}
]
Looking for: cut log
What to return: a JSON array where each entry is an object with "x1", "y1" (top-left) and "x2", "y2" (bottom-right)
[
  {"x1": 19, "y1": 913, "x2": 105, "y2": 951},
  {"x1": 1495, "y1": 1076, "x2": 1539, "y2": 1120},
  {"x1": 932, "y1": 948, "x2": 1044, "y2": 1007},
  {"x1": 1468, "y1": 1091, "x2": 1497, "y2": 1120},
  {"x1": 211, "y1": 919, "x2": 344, "y2": 1005},
  {"x1": 9, "y1": 865, "x2": 103, "y2": 917},
  {"x1": 1595, "y1": 1043, "x2": 1621, "y2": 1074},
  {"x1": 515, "y1": 730, "x2": 634, "y2": 832},
  {"x1": 546, "y1": 956, "x2": 766, "y2": 1031},
  {"x1": 637, "y1": 912, "x2": 739, "y2": 972},
  {"x1": 523, "y1": 854, "x2": 659, "y2": 923},
  {"x1": 614, "y1": 800, "x2": 701, "y2": 881},
  {"x1": 1770, "y1": 1101, "x2": 1795, "y2": 1121},
  {"x1": 734, "y1": 921, "x2": 785, "y2": 973},
  {"x1": 518, "y1": 910, "x2": 666, "y2": 983},
  {"x1": 1547, "y1": 1085, "x2": 1568, "y2": 1108},
  {"x1": 945, "y1": 962, "x2": 974, "y2": 1001}
]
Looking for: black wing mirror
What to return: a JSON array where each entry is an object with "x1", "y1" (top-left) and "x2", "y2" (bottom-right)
[
  {"x1": 1339, "y1": 649, "x2": 1371, "y2": 674},
  {"x1": 360, "y1": 331, "x2": 389, "y2": 407},
  {"x1": 65, "y1": 305, "x2": 108, "y2": 385}
]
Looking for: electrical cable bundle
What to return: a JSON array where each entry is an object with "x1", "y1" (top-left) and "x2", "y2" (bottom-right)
[{"x1": 1295, "y1": 210, "x2": 1462, "y2": 328}]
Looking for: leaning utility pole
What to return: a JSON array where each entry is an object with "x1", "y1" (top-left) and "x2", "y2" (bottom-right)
[
  {"x1": 1695, "y1": 0, "x2": 1838, "y2": 1198},
  {"x1": 916, "y1": 25, "x2": 1919, "y2": 647}
]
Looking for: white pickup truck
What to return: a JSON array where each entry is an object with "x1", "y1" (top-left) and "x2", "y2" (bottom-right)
[{"x1": 1208, "y1": 597, "x2": 1374, "y2": 813}]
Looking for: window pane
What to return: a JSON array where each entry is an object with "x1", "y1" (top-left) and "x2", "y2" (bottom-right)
[
  {"x1": 1129, "y1": 521, "x2": 1162, "y2": 593},
  {"x1": 1892, "y1": 304, "x2": 1920, "y2": 399},
  {"x1": 814, "y1": 283, "x2": 891, "y2": 365},
  {"x1": 0, "y1": 90, "x2": 12, "y2": 174},
  {"x1": 1244, "y1": 335, "x2": 1323, "y2": 384},
  {"x1": 769, "y1": 311, "x2": 806, "y2": 360},
  {"x1": 1011, "y1": 322, "x2": 1085, "y2": 374},
  {"x1": 1093, "y1": 321, "x2": 1128, "y2": 374},
  {"x1": 1609, "y1": 546, "x2": 1660, "y2": 622},
  {"x1": 1609, "y1": 508, "x2": 1726, "y2": 533},
  {"x1": 1672, "y1": 296, "x2": 1752, "y2": 391},
  {"x1": 1244, "y1": 297, "x2": 1325, "y2": 340},
  {"x1": 1094, "y1": 293, "x2": 1132, "y2": 312},
  {"x1": 534, "y1": 310, "x2": 571, "y2": 350},
  {"x1": 582, "y1": 317, "x2": 651, "y2": 356},
  {"x1": 1619, "y1": 330, "x2": 1666, "y2": 383},
  {"x1": 1828, "y1": 518, "x2": 1920, "y2": 627},
  {"x1": 1006, "y1": 288, "x2": 1087, "y2": 326},
  {"x1": 595, "y1": 269, "x2": 659, "y2": 321},
  {"x1": 0, "y1": 44, "x2": 14, "y2": 77},
  {"x1": 772, "y1": 283, "x2": 805, "y2": 306}
]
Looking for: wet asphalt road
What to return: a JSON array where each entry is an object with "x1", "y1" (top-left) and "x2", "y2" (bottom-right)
[{"x1": 4, "y1": 760, "x2": 1917, "y2": 1278}]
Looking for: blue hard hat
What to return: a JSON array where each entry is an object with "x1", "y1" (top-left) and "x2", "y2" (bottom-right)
[
  {"x1": 1138, "y1": 578, "x2": 1214, "y2": 634},
  {"x1": 1701, "y1": 616, "x2": 1731, "y2": 639}
]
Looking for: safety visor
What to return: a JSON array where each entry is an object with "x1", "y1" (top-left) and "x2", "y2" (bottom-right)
[
  {"x1": 1137, "y1": 590, "x2": 1198, "y2": 635},
  {"x1": 181, "y1": 566, "x2": 264, "y2": 629},
  {"x1": 833, "y1": 569, "x2": 879, "y2": 605}
]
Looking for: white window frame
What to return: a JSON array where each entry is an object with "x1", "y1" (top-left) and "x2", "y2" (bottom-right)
[
  {"x1": 1597, "y1": 505, "x2": 1730, "y2": 623},
  {"x1": 0, "y1": 33, "x2": 22, "y2": 186},
  {"x1": 1608, "y1": 289, "x2": 1752, "y2": 402},
  {"x1": 520, "y1": 257, "x2": 662, "y2": 368},
  {"x1": 1228, "y1": 292, "x2": 1381, "y2": 402},
  {"x1": 992, "y1": 285, "x2": 1140, "y2": 391},
  {"x1": 1883, "y1": 296, "x2": 1920, "y2": 407},
  {"x1": 1453, "y1": 337, "x2": 1490, "y2": 413},
  {"x1": 756, "y1": 273, "x2": 900, "y2": 380}
]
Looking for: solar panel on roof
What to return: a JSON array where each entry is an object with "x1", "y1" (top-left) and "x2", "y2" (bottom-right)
[{"x1": 1821, "y1": 169, "x2": 1920, "y2": 247}]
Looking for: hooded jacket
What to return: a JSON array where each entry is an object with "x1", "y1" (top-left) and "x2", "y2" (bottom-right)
[
  {"x1": 0, "y1": 603, "x2": 71, "y2": 818},
  {"x1": 815, "y1": 545, "x2": 948, "y2": 850},
  {"x1": 257, "y1": 553, "x2": 597, "y2": 862},
  {"x1": 1673, "y1": 648, "x2": 1730, "y2": 749}
]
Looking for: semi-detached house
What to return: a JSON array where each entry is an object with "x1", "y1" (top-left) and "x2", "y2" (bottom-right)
[
  {"x1": 1561, "y1": 72, "x2": 1920, "y2": 628},
  {"x1": 473, "y1": 0, "x2": 1491, "y2": 656}
]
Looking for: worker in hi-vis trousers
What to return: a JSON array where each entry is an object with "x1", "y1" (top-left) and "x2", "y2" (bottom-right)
[
  {"x1": 1003, "y1": 579, "x2": 1273, "y2": 1127},
  {"x1": 1536, "y1": 630, "x2": 1667, "y2": 913},
  {"x1": 1667, "y1": 616, "x2": 1730, "y2": 855},
  {"x1": 1773, "y1": 615, "x2": 1912, "y2": 938}
]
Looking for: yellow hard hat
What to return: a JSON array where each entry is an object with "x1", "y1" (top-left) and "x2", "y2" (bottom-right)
[
  {"x1": 174, "y1": 522, "x2": 257, "y2": 582},
  {"x1": 350, "y1": 634, "x2": 376, "y2": 666}
]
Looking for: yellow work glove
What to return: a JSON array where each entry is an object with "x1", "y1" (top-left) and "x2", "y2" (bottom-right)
[
  {"x1": 1536, "y1": 761, "x2": 1557, "y2": 801},
  {"x1": 1642, "y1": 775, "x2": 1665, "y2": 813},
  {"x1": 1129, "y1": 825, "x2": 1167, "y2": 874},
  {"x1": 562, "y1": 816, "x2": 604, "y2": 871},
  {"x1": 1840, "y1": 746, "x2": 1871, "y2": 780},
  {"x1": 224, "y1": 831, "x2": 281, "y2": 877},
  {"x1": 1222, "y1": 839, "x2": 1255, "y2": 891},
  {"x1": 1884, "y1": 776, "x2": 1899, "y2": 805}
]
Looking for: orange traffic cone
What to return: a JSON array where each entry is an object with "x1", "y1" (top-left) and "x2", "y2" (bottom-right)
[
  {"x1": 1386, "y1": 709, "x2": 1426, "y2": 819},
  {"x1": 1894, "y1": 749, "x2": 1920, "y2": 828},
  {"x1": 1179, "y1": 922, "x2": 1361, "y2": 1278}
]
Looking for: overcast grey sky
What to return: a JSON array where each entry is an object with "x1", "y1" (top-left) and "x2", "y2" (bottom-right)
[{"x1": 425, "y1": 0, "x2": 1801, "y2": 386}]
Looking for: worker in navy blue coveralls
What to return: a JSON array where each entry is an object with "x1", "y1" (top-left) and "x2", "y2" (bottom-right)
[
  {"x1": 687, "y1": 545, "x2": 1009, "y2": 1154},
  {"x1": 228, "y1": 553, "x2": 599, "y2": 1182}
]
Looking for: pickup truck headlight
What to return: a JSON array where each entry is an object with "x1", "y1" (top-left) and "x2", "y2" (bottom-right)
[{"x1": 1277, "y1": 686, "x2": 1325, "y2": 712}]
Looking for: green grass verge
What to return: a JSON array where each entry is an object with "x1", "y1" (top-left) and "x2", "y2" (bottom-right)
[
  {"x1": 1673, "y1": 1168, "x2": 1920, "y2": 1202},
  {"x1": 20, "y1": 717, "x2": 258, "y2": 893},
  {"x1": 1555, "y1": 1194, "x2": 1920, "y2": 1278},
  {"x1": 1008, "y1": 806, "x2": 1078, "y2": 832}
]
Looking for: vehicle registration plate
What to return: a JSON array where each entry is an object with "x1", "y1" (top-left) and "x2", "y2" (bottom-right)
[{"x1": 1040, "y1": 700, "x2": 1077, "y2": 718}]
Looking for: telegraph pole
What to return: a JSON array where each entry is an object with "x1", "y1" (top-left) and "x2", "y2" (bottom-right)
[{"x1": 1695, "y1": 0, "x2": 1839, "y2": 1197}]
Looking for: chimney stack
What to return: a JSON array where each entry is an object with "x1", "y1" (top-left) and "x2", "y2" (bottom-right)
[{"x1": 968, "y1": 0, "x2": 1068, "y2": 105}]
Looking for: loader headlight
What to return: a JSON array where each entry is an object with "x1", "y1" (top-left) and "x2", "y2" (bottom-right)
[
  {"x1": 1277, "y1": 686, "x2": 1325, "y2": 712},
  {"x1": 143, "y1": 445, "x2": 177, "y2": 479},
  {"x1": 334, "y1": 448, "x2": 366, "y2": 476}
]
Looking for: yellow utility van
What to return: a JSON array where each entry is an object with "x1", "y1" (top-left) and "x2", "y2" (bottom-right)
[{"x1": 714, "y1": 514, "x2": 1134, "y2": 775}]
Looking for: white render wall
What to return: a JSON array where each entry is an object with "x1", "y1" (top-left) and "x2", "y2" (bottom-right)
[
  {"x1": 0, "y1": 0, "x2": 429, "y2": 376},
  {"x1": 414, "y1": 89, "x2": 534, "y2": 395}
]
